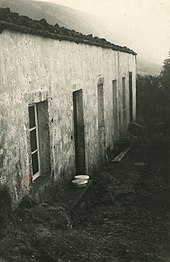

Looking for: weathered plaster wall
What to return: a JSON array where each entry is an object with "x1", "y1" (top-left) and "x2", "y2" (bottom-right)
[{"x1": 0, "y1": 30, "x2": 136, "y2": 207}]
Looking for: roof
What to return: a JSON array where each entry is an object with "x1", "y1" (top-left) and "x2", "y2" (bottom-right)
[{"x1": 0, "y1": 8, "x2": 137, "y2": 55}]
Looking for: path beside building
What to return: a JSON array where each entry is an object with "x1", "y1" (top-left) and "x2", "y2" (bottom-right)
[{"x1": 0, "y1": 123, "x2": 170, "y2": 261}]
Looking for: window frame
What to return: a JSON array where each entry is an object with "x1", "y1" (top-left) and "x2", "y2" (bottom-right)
[{"x1": 28, "y1": 104, "x2": 41, "y2": 181}]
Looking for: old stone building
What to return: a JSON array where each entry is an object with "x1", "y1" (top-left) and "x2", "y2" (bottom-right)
[{"x1": 0, "y1": 8, "x2": 137, "y2": 207}]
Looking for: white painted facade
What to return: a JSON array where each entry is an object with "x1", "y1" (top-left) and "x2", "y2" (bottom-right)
[{"x1": 0, "y1": 30, "x2": 136, "y2": 206}]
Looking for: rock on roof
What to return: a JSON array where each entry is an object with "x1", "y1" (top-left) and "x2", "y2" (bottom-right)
[{"x1": 0, "y1": 8, "x2": 136, "y2": 55}]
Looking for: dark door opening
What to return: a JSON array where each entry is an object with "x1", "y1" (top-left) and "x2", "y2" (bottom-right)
[
  {"x1": 129, "y1": 72, "x2": 133, "y2": 122},
  {"x1": 122, "y1": 77, "x2": 126, "y2": 129},
  {"x1": 73, "y1": 90, "x2": 86, "y2": 174},
  {"x1": 97, "y1": 83, "x2": 105, "y2": 162},
  {"x1": 112, "y1": 80, "x2": 118, "y2": 140}
]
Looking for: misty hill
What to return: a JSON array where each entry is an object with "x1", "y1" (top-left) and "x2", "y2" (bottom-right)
[
  {"x1": 137, "y1": 58, "x2": 162, "y2": 76},
  {"x1": 1, "y1": 0, "x2": 109, "y2": 38},
  {"x1": 1, "y1": 0, "x2": 162, "y2": 75}
]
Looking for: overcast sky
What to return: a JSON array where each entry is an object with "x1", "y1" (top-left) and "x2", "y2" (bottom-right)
[{"x1": 34, "y1": 0, "x2": 170, "y2": 62}]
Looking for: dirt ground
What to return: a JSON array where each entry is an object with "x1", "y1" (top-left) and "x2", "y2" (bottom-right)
[{"x1": 0, "y1": 122, "x2": 170, "y2": 262}]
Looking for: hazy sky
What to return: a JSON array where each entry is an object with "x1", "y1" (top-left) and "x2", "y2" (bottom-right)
[{"x1": 34, "y1": 0, "x2": 170, "y2": 62}]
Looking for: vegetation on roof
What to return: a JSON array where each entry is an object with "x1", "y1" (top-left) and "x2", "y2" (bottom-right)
[{"x1": 0, "y1": 8, "x2": 136, "y2": 55}]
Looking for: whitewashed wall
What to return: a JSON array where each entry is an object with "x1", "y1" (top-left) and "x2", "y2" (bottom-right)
[{"x1": 0, "y1": 30, "x2": 136, "y2": 206}]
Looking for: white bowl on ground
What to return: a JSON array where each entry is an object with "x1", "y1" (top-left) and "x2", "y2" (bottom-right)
[
  {"x1": 74, "y1": 175, "x2": 90, "y2": 180},
  {"x1": 72, "y1": 178, "x2": 88, "y2": 188}
]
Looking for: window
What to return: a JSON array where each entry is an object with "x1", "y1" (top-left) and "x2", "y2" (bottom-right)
[
  {"x1": 28, "y1": 100, "x2": 51, "y2": 182},
  {"x1": 29, "y1": 104, "x2": 40, "y2": 181}
]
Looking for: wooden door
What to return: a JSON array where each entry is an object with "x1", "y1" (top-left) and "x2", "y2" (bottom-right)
[{"x1": 73, "y1": 90, "x2": 86, "y2": 174}]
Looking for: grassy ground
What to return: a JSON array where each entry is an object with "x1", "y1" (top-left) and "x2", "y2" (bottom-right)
[{"x1": 0, "y1": 122, "x2": 170, "y2": 262}]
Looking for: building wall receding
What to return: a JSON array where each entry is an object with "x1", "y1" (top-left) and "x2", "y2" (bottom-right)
[{"x1": 0, "y1": 30, "x2": 136, "y2": 207}]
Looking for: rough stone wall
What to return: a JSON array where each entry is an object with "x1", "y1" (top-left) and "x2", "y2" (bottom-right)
[{"x1": 0, "y1": 30, "x2": 136, "y2": 207}]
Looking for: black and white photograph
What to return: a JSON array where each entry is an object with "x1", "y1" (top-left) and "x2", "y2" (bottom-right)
[{"x1": 0, "y1": 0, "x2": 170, "y2": 261}]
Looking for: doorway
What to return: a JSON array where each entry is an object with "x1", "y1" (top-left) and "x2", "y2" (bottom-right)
[
  {"x1": 73, "y1": 90, "x2": 86, "y2": 174},
  {"x1": 129, "y1": 72, "x2": 133, "y2": 122},
  {"x1": 112, "y1": 79, "x2": 118, "y2": 140},
  {"x1": 122, "y1": 77, "x2": 126, "y2": 129},
  {"x1": 97, "y1": 83, "x2": 105, "y2": 162}
]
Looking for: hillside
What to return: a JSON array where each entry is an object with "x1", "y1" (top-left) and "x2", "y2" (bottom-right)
[
  {"x1": 137, "y1": 59, "x2": 162, "y2": 76},
  {"x1": 1, "y1": 0, "x2": 162, "y2": 75},
  {"x1": 1, "y1": 0, "x2": 111, "y2": 37}
]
